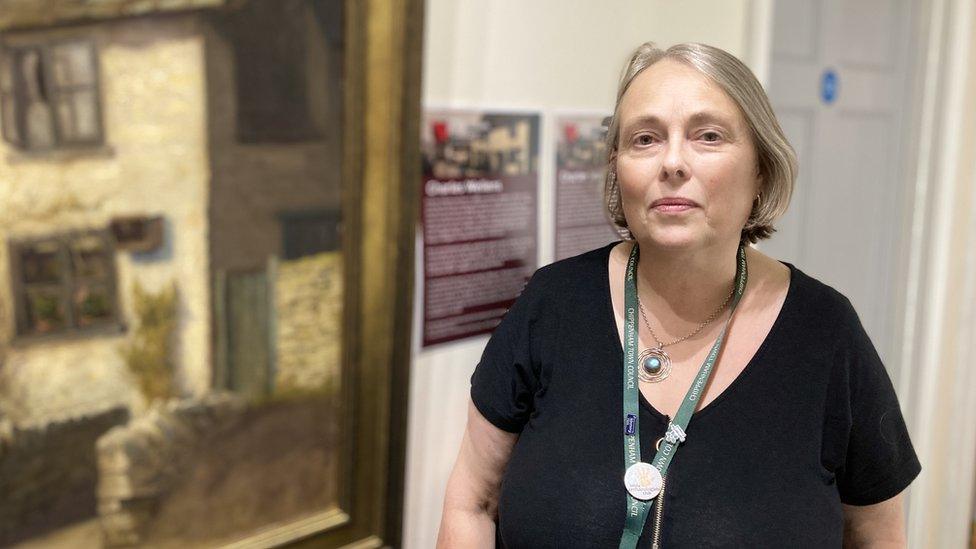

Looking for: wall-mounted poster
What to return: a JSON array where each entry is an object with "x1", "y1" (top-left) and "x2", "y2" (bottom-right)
[
  {"x1": 420, "y1": 110, "x2": 540, "y2": 347},
  {"x1": 554, "y1": 115, "x2": 619, "y2": 261}
]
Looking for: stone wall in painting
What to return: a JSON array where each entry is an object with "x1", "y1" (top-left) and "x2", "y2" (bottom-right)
[
  {"x1": 95, "y1": 394, "x2": 244, "y2": 547},
  {"x1": 94, "y1": 391, "x2": 339, "y2": 547},
  {"x1": 0, "y1": 406, "x2": 129, "y2": 546},
  {"x1": 273, "y1": 251, "x2": 342, "y2": 394}
]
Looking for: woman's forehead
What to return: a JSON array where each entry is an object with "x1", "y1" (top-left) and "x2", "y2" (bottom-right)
[{"x1": 619, "y1": 60, "x2": 742, "y2": 125}]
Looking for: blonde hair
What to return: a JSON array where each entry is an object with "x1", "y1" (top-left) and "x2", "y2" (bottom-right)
[{"x1": 605, "y1": 42, "x2": 797, "y2": 244}]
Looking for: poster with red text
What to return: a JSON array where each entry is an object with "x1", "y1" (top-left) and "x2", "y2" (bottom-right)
[
  {"x1": 554, "y1": 115, "x2": 619, "y2": 261},
  {"x1": 420, "y1": 110, "x2": 540, "y2": 347}
]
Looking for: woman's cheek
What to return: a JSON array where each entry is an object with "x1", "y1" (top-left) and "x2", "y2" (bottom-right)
[{"x1": 618, "y1": 184, "x2": 644, "y2": 230}]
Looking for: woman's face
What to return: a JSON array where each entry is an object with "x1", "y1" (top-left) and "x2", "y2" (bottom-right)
[{"x1": 614, "y1": 59, "x2": 760, "y2": 251}]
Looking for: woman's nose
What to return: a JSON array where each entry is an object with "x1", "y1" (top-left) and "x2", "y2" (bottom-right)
[{"x1": 660, "y1": 138, "x2": 690, "y2": 181}]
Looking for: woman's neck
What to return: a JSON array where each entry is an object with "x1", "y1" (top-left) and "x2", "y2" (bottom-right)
[{"x1": 634, "y1": 238, "x2": 742, "y2": 330}]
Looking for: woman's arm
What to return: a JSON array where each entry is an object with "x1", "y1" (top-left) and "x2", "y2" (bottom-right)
[
  {"x1": 436, "y1": 398, "x2": 518, "y2": 549},
  {"x1": 842, "y1": 492, "x2": 907, "y2": 548}
]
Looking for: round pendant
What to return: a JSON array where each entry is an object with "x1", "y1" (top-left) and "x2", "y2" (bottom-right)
[
  {"x1": 638, "y1": 347, "x2": 672, "y2": 383},
  {"x1": 624, "y1": 462, "x2": 663, "y2": 501}
]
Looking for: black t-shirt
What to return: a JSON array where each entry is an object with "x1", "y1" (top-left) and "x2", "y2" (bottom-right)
[{"x1": 470, "y1": 243, "x2": 921, "y2": 548}]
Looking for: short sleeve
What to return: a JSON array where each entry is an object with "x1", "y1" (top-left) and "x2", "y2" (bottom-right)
[
  {"x1": 822, "y1": 297, "x2": 921, "y2": 506},
  {"x1": 469, "y1": 268, "x2": 551, "y2": 434}
]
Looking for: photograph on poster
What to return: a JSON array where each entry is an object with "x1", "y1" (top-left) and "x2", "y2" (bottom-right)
[
  {"x1": 553, "y1": 114, "x2": 619, "y2": 262},
  {"x1": 420, "y1": 110, "x2": 540, "y2": 347}
]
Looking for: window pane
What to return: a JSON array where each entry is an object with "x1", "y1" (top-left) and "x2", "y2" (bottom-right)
[
  {"x1": 52, "y1": 52, "x2": 70, "y2": 88},
  {"x1": 56, "y1": 97, "x2": 77, "y2": 142},
  {"x1": 73, "y1": 91, "x2": 98, "y2": 140},
  {"x1": 20, "y1": 50, "x2": 43, "y2": 99},
  {"x1": 1, "y1": 94, "x2": 20, "y2": 144},
  {"x1": 26, "y1": 103, "x2": 55, "y2": 149},
  {"x1": 20, "y1": 50, "x2": 56, "y2": 149},
  {"x1": 226, "y1": 1, "x2": 318, "y2": 142},
  {"x1": 55, "y1": 91, "x2": 99, "y2": 144},
  {"x1": 0, "y1": 51, "x2": 12, "y2": 91},
  {"x1": 281, "y1": 210, "x2": 341, "y2": 260},
  {"x1": 26, "y1": 288, "x2": 67, "y2": 334},
  {"x1": 51, "y1": 42, "x2": 95, "y2": 87},
  {"x1": 21, "y1": 241, "x2": 64, "y2": 284},
  {"x1": 71, "y1": 234, "x2": 111, "y2": 280},
  {"x1": 73, "y1": 281, "x2": 113, "y2": 327}
]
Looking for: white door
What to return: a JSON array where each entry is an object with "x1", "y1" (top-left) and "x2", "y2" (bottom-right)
[{"x1": 762, "y1": 0, "x2": 917, "y2": 383}]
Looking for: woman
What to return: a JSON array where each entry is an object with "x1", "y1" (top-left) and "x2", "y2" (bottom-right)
[{"x1": 438, "y1": 42, "x2": 920, "y2": 548}]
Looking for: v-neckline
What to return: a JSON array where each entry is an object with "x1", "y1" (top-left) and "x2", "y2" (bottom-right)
[{"x1": 601, "y1": 241, "x2": 798, "y2": 422}]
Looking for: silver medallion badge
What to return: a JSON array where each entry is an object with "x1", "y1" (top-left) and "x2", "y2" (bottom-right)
[{"x1": 624, "y1": 462, "x2": 663, "y2": 501}]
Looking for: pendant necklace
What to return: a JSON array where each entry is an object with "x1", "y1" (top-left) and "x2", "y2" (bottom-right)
[{"x1": 636, "y1": 266, "x2": 735, "y2": 383}]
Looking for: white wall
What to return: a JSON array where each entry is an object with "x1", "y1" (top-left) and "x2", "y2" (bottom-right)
[
  {"x1": 901, "y1": 0, "x2": 976, "y2": 545},
  {"x1": 403, "y1": 2, "x2": 754, "y2": 547}
]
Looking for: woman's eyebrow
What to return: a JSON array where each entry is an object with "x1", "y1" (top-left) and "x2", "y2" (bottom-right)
[
  {"x1": 621, "y1": 110, "x2": 736, "y2": 135},
  {"x1": 687, "y1": 111, "x2": 735, "y2": 128},
  {"x1": 620, "y1": 114, "x2": 664, "y2": 135}
]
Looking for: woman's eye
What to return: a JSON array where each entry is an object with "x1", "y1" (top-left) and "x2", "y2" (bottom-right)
[
  {"x1": 701, "y1": 131, "x2": 722, "y2": 142},
  {"x1": 635, "y1": 134, "x2": 655, "y2": 145}
]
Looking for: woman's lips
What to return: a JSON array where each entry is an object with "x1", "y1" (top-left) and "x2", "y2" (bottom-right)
[
  {"x1": 652, "y1": 204, "x2": 696, "y2": 213},
  {"x1": 650, "y1": 198, "x2": 699, "y2": 213}
]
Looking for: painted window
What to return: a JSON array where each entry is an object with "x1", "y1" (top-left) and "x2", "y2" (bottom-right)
[
  {"x1": 0, "y1": 40, "x2": 102, "y2": 151},
  {"x1": 10, "y1": 230, "x2": 119, "y2": 338},
  {"x1": 219, "y1": 0, "x2": 340, "y2": 143},
  {"x1": 280, "y1": 209, "x2": 342, "y2": 260}
]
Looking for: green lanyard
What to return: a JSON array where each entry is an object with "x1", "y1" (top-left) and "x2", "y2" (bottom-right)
[{"x1": 618, "y1": 243, "x2": 748, "y2": 549}]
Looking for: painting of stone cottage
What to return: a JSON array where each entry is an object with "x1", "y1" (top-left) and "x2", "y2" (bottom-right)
[{"x1": 0, "y1": 0, "x2": 348, "y2": 546}]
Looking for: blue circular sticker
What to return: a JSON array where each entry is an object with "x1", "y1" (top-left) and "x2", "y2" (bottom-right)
[{"x1": 821, "y1": 69, "x2": 839, "y2": 104}]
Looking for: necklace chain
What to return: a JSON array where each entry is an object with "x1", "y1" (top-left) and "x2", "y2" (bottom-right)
[{"x1": 636, "y1": 271, "x2": 735, "y2": 349}]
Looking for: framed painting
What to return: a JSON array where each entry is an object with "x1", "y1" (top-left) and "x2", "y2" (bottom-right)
[{"x1": 0, "y1": 0, "x2": 421, "y2": 547}]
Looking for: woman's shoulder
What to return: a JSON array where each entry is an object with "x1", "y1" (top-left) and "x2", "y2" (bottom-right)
[
  {"x1": 751, "y1": 246, "x2": 867, "y2": 334},
  {"x1": 744, "y1": 245, "x2": 792, "y2": 302}
]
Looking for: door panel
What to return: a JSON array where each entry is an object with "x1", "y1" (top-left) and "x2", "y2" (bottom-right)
[
  {"x1": 765, "y1": 0, "x2": 913, "y2": 377},
  {"x1": 226, "y1": 269, "x2": 271, "y2": 399}
]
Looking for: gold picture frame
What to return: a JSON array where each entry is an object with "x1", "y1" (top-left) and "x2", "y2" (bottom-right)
[{"x1": 281, "y1": 0, "x2": 423, "y2": 546}]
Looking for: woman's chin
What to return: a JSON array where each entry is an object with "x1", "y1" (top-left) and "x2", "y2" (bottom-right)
[{"x1": 639, "y1": 230, "x2": 703, "y2": 250}]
